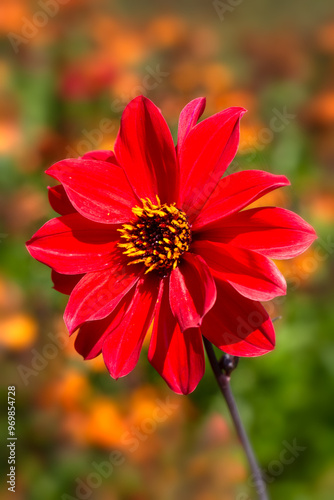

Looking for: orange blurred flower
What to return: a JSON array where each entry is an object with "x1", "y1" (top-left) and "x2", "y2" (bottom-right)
[
  {"x1": 0, "y1": 120, "x2": 21, "y2": 155},
  {"x1": 238, "y1": 122, "x2": 265, "y2": 154},
  {"x1": 247, "y1": 186, "x2": 290, "y2": 209},
  {"x1": 189, "y1": 26, "x2": 220, "y2": 60},
  {"x1": 0, "y1": 0, "x2": 28, "y2": 33},
  {"x1": 128, "y1": 386, "x2": 165, "y2": 427},
  {"x1": 146, "y1": 15, "x2": 187, "y2": 48},
  {"x1": 200, "y1": 63, "x2": 234, "y2": 95},
  {"x1": 306, "y1": 191, "x2": 334, "y2": 223},
  {"x1": 0, "y1": 276, "x2": 23, "y2": 313},
  {"x1": 303, "y1": 92, "x2": 334, "y2": 126},
  {"x1": 39, "y1": 369, "x2": 91, "y2": 411},
  {"x1": 170, "y1": 61, "x2": 201, "y2": 92},
  {"x1": 111, "y1": 71, "x2": 145, "y2": 100},
  {"x1": 215, "y1": 91, "x2": 257, "y2": 115},
  {"x1": 276, "y1": 247, "x2": 322, "y2": 286},
  {"x1": 108, "y1": 32, "x2": 147, "y2": 66},
  {"x1": 315, "y1": 22, "x2": 334, "y2": 54},
  {"x1": 0, "y1": 314, "x2": 37, "y2": 350},
  {"x1": 84, "y1": 397, "x2": 128, "y2": 448},
  {"x1": 4, "y1": 186, "x2": 49, "y2": 233}
]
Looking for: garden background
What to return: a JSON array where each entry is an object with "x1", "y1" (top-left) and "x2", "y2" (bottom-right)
[{"x1": 1, "y1": 0, "x2": 334, "y2": 499}]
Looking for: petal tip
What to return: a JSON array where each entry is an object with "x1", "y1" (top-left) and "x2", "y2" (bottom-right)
[
  {"x1": 231, "y1": 106, "x2": 248, "y2": 118},
  {"x1": 45, "y1": 164, "x2": 59, "y2": 179}
]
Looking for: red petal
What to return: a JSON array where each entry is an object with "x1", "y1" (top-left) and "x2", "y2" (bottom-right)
[
  {"x1": 74, "y1": 287, "x2": 136, "y2": 360},
  {"x1": 178, "y1": 107, "x2": 246, "y2": 218},
  {"x1": 102, "y1": 274, "x2": 161, "y2": 379},
  {"x1": 81, "y1": 150, "x2": 118, "y2": 163},
  {"x1": 26, "y1": 213, "x2": 120, "y2": 274},
  {"x1": 148, "y1": 280, "x2": 205, "y2": 395},
  {"x1": 169, "y1": 252, "x2": 216, "y2": 331},
  {"x1": 114, "y1": 96, "x2": 178, "y2": 204},
  {"x1": 48, "y1": 185, "x2": 75, "y2": 216},
  {"x1": 51, "y1": 270, "x2": 84, "y2": 295},
  {"x1": 46, "y1": 158, "x2": 138, "y2": 224},
  {"x1": 192, "y1": 170, "x2": 290, "y2": 231},
  {"x1": 202, "y1": 279, "x2": 275, "y2": 356},
  {"x1": 64, "y1": 264, "x2": 141, "y2": 334},
  {"x1": 197, "y1": 207, "x2": 317, "y2": 259},
  {"x1": 177, "y1": 97, "x2": 206, "y2": 153},
  {"x1": 192, "y1": 240, "x2": 286, "y2": 301}
]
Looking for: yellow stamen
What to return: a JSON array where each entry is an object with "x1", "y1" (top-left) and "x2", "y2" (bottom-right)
[{"x1": 117, "y1": 196, "x2": 191, "y2": 276}]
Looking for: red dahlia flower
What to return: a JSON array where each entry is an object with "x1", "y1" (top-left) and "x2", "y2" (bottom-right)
[{"x1": 26, "y1": 96, "x2": 316, "y2": 394}]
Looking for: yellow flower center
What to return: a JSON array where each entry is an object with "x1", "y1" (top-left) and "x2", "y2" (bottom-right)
[{"x1": 118, "y1": 197, "x2": 191, "y2": 276}]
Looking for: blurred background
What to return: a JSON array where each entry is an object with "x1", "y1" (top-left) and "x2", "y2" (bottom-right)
[{"x1": 1, "y1": 0, "x2": 334, "y2": 499}]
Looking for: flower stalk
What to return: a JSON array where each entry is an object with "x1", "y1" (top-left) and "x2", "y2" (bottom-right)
[{"x1": 203, "y1": 337, "x2": 269, "y2": 500}]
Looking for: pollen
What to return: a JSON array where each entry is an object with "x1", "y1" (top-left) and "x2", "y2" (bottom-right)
[{"x1": 118, "y1": 197, "x2": 191, "y2": 276}]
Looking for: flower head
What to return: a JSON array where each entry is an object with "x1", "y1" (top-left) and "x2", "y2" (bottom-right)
[{"x1": 26, "y1": 96, "x2": 317, "y2": 394}]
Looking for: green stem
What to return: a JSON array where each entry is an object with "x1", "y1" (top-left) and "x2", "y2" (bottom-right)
[{"x1": 203, "y1": 337, "x2": 269, "y2": 500}]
